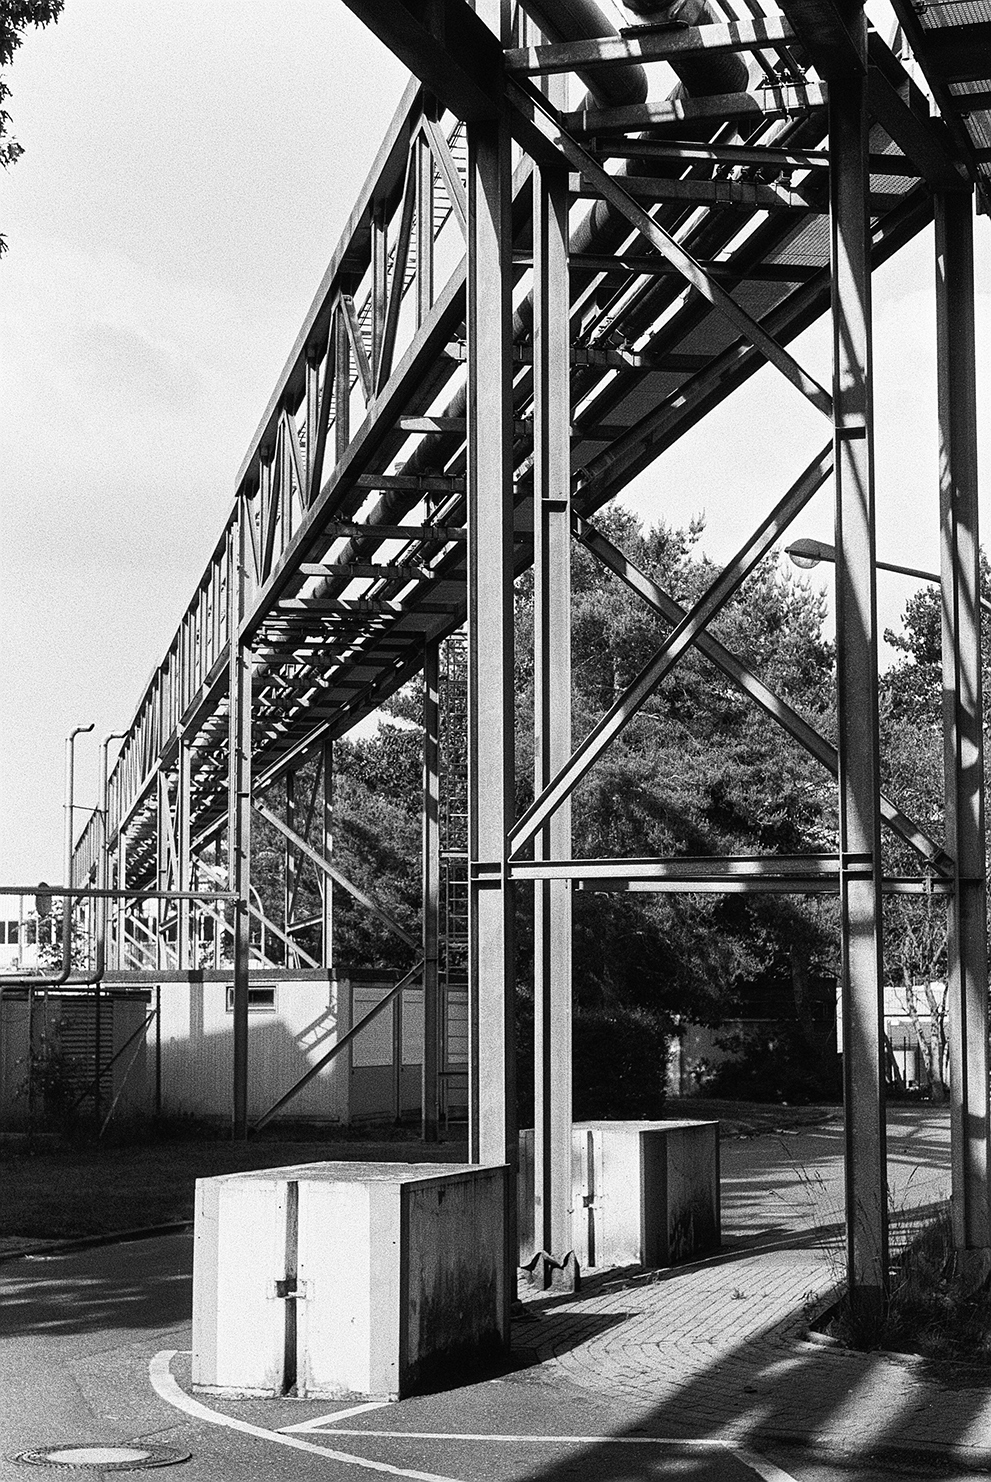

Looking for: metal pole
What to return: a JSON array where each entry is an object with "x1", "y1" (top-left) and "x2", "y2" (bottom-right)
[
  {"x1": 285, "y1": 770, "x2": 297, "y2": 968},
  {"x1": 176, "y1": 736, "x2": 191, "y2": 970},
  {"x1": 467, "y1": 98, "x2": 516, "y2": 1319},
  {"x1": 936, "y1": 187, "x2": 991, "y2": 1273},
  {"x1": 321, "y1": 737, "x2": 334, "y2": 971},
  {"x1": 96, "y1": 731, "x2": 125, "y2": 1121},
  {"x1": 228, "y1": 505, "x2": 252, "y2": 1139},
  {"x1": 830, "y1": 30, "x2": 888, "y2": 1318},
  {"x1": 64, "y1": 723, "x2": 95, "y2": 890},
  {"x1": 422, "y1": 638, "x2": 441, "y2": 1142},
  {"x1": 532, "y1": 154, "x2": 574, "y2": 1280}
]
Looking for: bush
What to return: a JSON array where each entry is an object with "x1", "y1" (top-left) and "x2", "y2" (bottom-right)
[
  {"x1": 516, "y1": 997, "x2": 668, "y2": 1125},
  {"x1": 703, "y1": 1019, "x2": 842, "y2": 1104}
]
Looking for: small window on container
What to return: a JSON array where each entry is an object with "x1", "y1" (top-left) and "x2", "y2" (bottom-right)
[
  {"x1": 225, "y1": 985, "x2": 276, "y2": 1013},
  {"x1": 7, "y1": 921, "x2": 18, "y2": 945}
]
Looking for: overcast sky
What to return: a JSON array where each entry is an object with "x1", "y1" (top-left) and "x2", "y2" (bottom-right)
[{"x1": 2, "y1": 0, "x2": 990, "y2": 885}]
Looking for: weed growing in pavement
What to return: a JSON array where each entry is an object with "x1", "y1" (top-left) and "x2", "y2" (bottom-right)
[{"x1": 818, "y1": 1201, "x2": 991, "y2": 1363}]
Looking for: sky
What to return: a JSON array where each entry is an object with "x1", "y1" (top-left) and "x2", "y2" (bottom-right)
[{"x1": 1, "y1": 0, "x2": 990, "y2": 885}]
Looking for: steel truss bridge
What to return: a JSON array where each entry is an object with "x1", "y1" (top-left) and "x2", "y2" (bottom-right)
[{"x1": 36, "y1": 0, "x2": 991, "y2": 1312}]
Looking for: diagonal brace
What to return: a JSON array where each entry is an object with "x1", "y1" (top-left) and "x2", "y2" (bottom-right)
[
  {"x1": 506, "y1": 78, "x2": 833, "y2": 419},
  {"x1": 574, "y1": 514, "x2": 950, "y2": 875},
  {"x1": 254, "y1": 798, "x2": 417, "y2": 948},
  {"x1": 510, "y1": 444, "x2": 832, "y2": 856}
]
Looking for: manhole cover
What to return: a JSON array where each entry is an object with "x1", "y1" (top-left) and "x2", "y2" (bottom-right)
[{"x1": 9, "y1": 1444, "x2": 190, "y2": 1470}]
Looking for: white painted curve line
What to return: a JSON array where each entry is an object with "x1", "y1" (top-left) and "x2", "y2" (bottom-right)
[
  {"x1": 303, "y1": 1431, "x2": 732, "y2": 1445},
  {"x1": 290, "y1": 1429, "x2": 801, "y2": 1480},
  {"x1": 282, "y1": 1401, "x2": 395, "y2": 1434},
  {"x1": 148, "y1": 1351, "x2": 464, "y2": 1482},
  {"x1": 731, "y1": 1446, "x2": 802, "y2": 1482}
]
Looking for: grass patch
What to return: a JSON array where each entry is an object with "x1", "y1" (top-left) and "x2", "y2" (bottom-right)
[
  {"x1": 0, "y1": 1125, "x2": 467, "y2": 1241},
  {"x1": 823, "y1": 1206, "x2": 991, "y2": 1364}
]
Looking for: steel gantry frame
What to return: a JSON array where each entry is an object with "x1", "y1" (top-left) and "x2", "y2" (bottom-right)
[{"x1": 61, "y1": 0, "x2": 991, "y2": 1313}]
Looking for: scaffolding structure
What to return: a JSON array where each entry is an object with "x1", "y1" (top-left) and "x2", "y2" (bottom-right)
[{"x1": 44, "y1": 0, "x2": 991, "y2": 1313}]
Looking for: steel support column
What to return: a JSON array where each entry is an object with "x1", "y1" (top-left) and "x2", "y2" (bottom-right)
[
  {"x1": 830, "y1": 31, "x2": 888, "y2": 1314},
  {"x1": 532, "y1": 156, "x2": 574, "y2": 1275},
  {"x1": 936, "y1": 188, "x2": 991, "y2": 1268},
  {"x1": 228, "y1": 506, "x2": 253, "y2": 1139},
  {"x1": 422, "y1": 638, "x2": 441, "y2": 1142},
  {"x1": 285, "y1": 770, "x2": 298, "y2": 969},
  {"x1": 467, "y1": 106, "x2": 516, "y2": 1195},
  {"x1": 176, "y1": 738, "x2": 191, "y2": 969},
  {"x1": 321, "y1": 737, "x2": 334, "y2": 969}
]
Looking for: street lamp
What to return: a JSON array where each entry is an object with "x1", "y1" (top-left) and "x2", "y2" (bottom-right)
[
  {"x1": 64, "y1": 723, "x2": 95, "y2": 890},
  {"x1": 785, "y1": 537, "x2": 991, "y2": 615}
]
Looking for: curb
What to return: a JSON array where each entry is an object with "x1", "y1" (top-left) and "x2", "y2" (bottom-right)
[{"x1": 0, "y1": 1221, "x2": 192, "y2": 1264}]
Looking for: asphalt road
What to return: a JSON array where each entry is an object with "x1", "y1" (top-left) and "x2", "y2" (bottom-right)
[{"x1": 0, "y1": 1109, "x2": 965, "y2": 1482}]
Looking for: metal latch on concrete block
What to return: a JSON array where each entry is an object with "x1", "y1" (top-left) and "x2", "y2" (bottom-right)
[{"x1": 268, "y1": 1277, "x2": 308, "y2": 1301}]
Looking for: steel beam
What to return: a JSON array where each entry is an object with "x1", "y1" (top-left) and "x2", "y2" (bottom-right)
[
  {"x1": 467, "y1": 109, "x2": 516, "y2": 1195},
  {"x1": 830, "y1": 33, "x2": 888, "y2": 1315},
  {"x1": 574, "y1": 516, "x2": 948, "y2": 873},
  {"x1": 254, "y1": 799, "x2": 417, "y2": 948},
  {"x1": 532, "y1": 155, "x2": 573, "y2": 1273},
  {"x1": 321, "y1": 737, "x2": 334, "y2": 969},
  {"x1": 509, "y1": 81, "x2": 834, "y2": 419},
  {"x1": 936, "y1": 189, "x2": 991, "y2": 1268},
  {"x1": 505, "y1": 18, "x2": 797, "y2": 77},
  {"x1": 511, "y1": 446, "x2": 832, "y2": 855},
  {"x1": 228, "y1": 506, "x2": 253, "y2": 1140},
  {"x1": 422, "y1": 638, "x2": 441, "y2": 1143}
]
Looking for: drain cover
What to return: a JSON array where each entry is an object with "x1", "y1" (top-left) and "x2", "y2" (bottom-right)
[{"x1": 9, "y1": 1444, "x2": 190, "y2": 1470}]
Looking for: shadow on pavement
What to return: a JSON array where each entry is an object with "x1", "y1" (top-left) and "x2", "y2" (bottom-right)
[{"x1": 0, "y1": 1242, "x2": 192, "y2": 1340}]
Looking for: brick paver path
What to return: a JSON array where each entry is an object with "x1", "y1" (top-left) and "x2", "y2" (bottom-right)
[{"x1": 513, "y1": 1117, "x2": 991, "y2": 1466}]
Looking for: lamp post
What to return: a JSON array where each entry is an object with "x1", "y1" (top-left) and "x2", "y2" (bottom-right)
[
  {"x1": 64, "y1": 723, "x2": 95, "y2": 891},
  {"x1": 785, "y1": 537, "x2": 991, "y2": 616}
]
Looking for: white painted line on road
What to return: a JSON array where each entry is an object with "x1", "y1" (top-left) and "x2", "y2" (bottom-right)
[
  {"x1": 298, "y1": 1426, "x2": 802, "y2": 1479},
  {"x1": 296, "y1": 1428, "x2": 805, "y2": 1476},
  {"x1": 148, "y1": 1351, "x2": 463, "y2": 1482},
  {"x1": 150, "y1": 1352, "x2": 801, "y2": 1482},
  {"x1": 298, "y1": 1430, "x2": 732, "y2": 1444},
  {"x1": 282, "y1": 1402, "x2": 395, "y2": 1433},
  {"x1": 730, "y1": 1446, "x2": 802, "y2": 1482}
]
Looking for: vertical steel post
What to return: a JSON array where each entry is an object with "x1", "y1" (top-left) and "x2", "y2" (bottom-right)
[
  {"x1": 422, "y1": 638, "x2": 441, "y2": 1142},
  {"x1": 321, "y1": 737, "x2": 334, "y2": 970},
  {"x1": 830, "y1": 26, "x2": 888, "y2": 1315},
  {"x1": 156, "y1": 773, "x2": 169, "y2": 972},
  {"x1": 467, "y1": 103, "x2": 516, "y2": 1191},
  {"x1": 228, "y1": 505, "x2": 252, "y2": 1139},
  {"x1": 532, "y1": 157, "x2": 574, "y2": 1271},
  {"x1": 416, "y1": 132, "x2": 434, "y2": 329},
  {"x1": 334, "y1": 305, "x2": 351, "y2": 465},
  {"x1": 285, "y1": 770, "x2": 297, "y2": 968},
  {"x1": 936, "y1": 188, "x2": 991, "y2": 1269},
  {"x1": 177, "y1": 736, "x2": 191, "y2": 970}
]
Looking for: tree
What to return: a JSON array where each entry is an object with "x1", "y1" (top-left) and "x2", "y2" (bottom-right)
[
  {"x1": 878, "y1": 559, "x2": 991, "y2": 1096},
  {"x1": 1, "y1": 1, "x2": 64, "y2": 252},
  {"x1": 514, "y1": 505, "x2": 841, "y2": 1106},
  {"x1": 247, "y1": 502, "x2": 843, "y2": 1109}
]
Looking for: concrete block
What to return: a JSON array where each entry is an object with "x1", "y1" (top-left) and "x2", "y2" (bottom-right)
[
  {"x1": 193, "y1": 1160, "x2": 507, "y2": 1400},
  {"x1": 519, "y1": 1119, "x2": 719, "y2": 1271}
]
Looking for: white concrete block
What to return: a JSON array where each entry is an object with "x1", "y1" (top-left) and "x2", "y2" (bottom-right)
[
  {"x1": 193, "y1": 1160, "x2": 507, "y2": 1400},
  {"x1": 519, "y1": 1119, "x2": 720, "y2": 1271}
]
